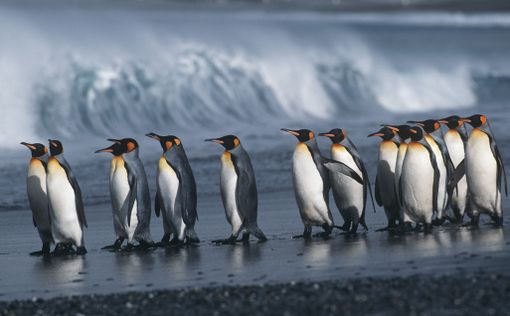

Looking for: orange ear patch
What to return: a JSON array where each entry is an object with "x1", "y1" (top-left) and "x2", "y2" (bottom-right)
[
  {"x1": 165, "y1": 141, "x2": 173, "y2": 150},
  {"x1": 174, "y1": 138, "x2": 181, "y2": 146},
  {"x1": 481, "y1": 115, "x2": 487, "y2": 125},
  {"x1": 127, "y1": 142, "x2": 136, "y2": 152},
  {"x1": 233, "y1": 138, "x2": 240, "y2": 147},
  {"x1": 308, "y1": 131, "x2": 314, "y2": 140},
  {"x1": 44, "y1": 147, "x2": 48, "y2": 153},
  {"x1": 434, "y1": 122, "x2": 440, "y2": 130}
]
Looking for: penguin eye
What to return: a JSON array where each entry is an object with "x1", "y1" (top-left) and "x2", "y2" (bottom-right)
[
  {"x1": 127, "y1": 142, "x2": 136, "y2": 152},
  {"x1": 308, "y1": 131, "x2": 314, "y2": 140},
  {"x1": 174, "y1": 138, "x2": 181, "y2": 146},
  {"x1": 165, "y1": 141, "x2": 173, "y2": 150},
  {"x1": 233, "y1": 138, "x2": 239, "y2": 147}
]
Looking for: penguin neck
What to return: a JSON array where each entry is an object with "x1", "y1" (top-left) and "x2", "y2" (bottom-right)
[
  {"x1": 123, "y1": 149, "x2": 139, "y2": 161},
  {"x1": 33, "y1": 153, "x2": 49, "y2": 163}
]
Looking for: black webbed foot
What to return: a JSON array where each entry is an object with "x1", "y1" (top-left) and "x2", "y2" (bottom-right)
[
  {"x1": 293, "y1": 227, "x2": 312, "y2": 240},
  {"x1": 102, "y1": 237, "x2": 124, "y2": 250},
  {"x1": 76, "y1": 246, "x2": 87, "y2": 255},
  {"x1": 212, "y1": 235, "x2": 238, "y2": 245}
]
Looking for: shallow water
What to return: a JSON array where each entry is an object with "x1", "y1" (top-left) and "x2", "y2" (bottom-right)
[{"x1": 0, "y1": 191, "x2": 508, "y2": 301}]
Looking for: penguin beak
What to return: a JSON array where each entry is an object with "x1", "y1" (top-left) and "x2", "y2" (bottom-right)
[
  {"x1": 367, "y1": 132, "x2": 384, "y2": 138},
  {"x1": 48, "y1": 139, "x2": 57, "y2": 148},
  {"x1": 280, "y1": 128, "x2": 300, "y2": 136},
  {"x1": 94, "y1": 145, "x2": 115, "y2": 154},
  {"x1": 318, "y1": 133, "x2": 335, "y2": 138},
  {"x1": 145, "y1": 133, "x2": 161, "y2": 141},
  {"x1": 204, "y1": 138, "x2": 224, "y2": 144},
  {"x1": 384, "y1": 125, "x2": 400, "y2": 132},
  {"x1": 437, "y1": 118, "x2": 449, "y2": 124},
  {"x1": 460, "y1": 118, "x2": 471, "y2": 123},
  {"x1": 20, "y1": 142, "x2": 36, "y2": 151},
  {"x1": 107, "y1": 138, "x2": 122, "y2": 144}
]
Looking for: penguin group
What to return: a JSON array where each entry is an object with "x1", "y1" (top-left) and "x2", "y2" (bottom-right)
[{"x1": 20, "y1": 114, "x2": 506, "y2": 256}]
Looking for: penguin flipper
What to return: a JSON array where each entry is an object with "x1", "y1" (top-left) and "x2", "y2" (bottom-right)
[
  {"x1": 59, "y1": 159, "x2": 87, "y2": 228},
  {"x1": 345, "y1": 140, "x2": 376, "y2": 213},
  {"x1": 323, "y1": 159, "x2": 363, "y2": 185},
  {"x1": 171, "y1": 155, "x2": 198, "y2": 227},
  {"x1": 447, "y1": 159, "x2": 466, "y2": 197},
  {"x1": 422, "y1": 140, "x2": 440, "y2": 215},
  {"x1": 374, "y1": 175, "x2": 383, "y2": 207},
  {"x1": 232, "y1": 154, "x2": 258, "y2": 225},
  {"x1": 487, "y1": 133, "x2": 508, "y2": 196},
  {"x1": 154, "y1": 186, "x2": 162, "y2": 218},
  {"x1": 125, "y1": 162, "x2": 138, "y2": 227}
]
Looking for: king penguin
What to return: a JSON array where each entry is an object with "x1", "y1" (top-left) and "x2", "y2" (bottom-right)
[
  {"x1": 105, "y1": 138, "x2": 154, "y2": 249},
  {"x1": 146, "y1": 133, "x2": 200, "y2": 246},
  {"x1": 319, "y1": 128, "x2": 374, "y2": 234},
  {"x1": 46, "y1": 139, "x2": 87, "y2": 255},
  {"x1": 21, "y1": 142, "x2": 52, "y2": 256},
  {"x1": 399, "y1": 127, "x2": 440, "y2": 233},
  {"x1": 95, "y1": 141, "x2": 138, "y2": 250},
  {"x1": 367, "y1": 127, "x2": 400, "y2": 230},
  {"x1": 281, "y1": 128, "x2": 362, "y2": 239},
  {"x1": 438, "y1": 115, "x2": 470, "y2": 223},
  {"x1": 382, "y1": 124, "x2": 415, "y2": 229},
  {"x1": 408, "y1": 119, "x2": 451, "y2": 225},
  {"x1": 205, "y1": 135, "x2": 267, "y2": 244},
  {"x1": 449, "y1": 114, "x2": 507, "y2": 226}
]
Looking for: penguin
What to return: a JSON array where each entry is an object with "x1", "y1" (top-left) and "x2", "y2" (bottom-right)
[
  {"x1": 95, "y1": 141, "x2": 138, "y2": 250},
  {"x1": 319, "y1": 128, "x2": 374, "y2": 234},
  {"x1": 367, "y1": 127, "x2": 400, "y2": 230},
  {"x1": 382, "y1": 124, "x2": 415, "y2": 229},
  {"x1": 399, "y1": 127, "x2": 440, "y2": 233},
  {"x1": 438, "y1": 115, "x2": 470, "y2": 223},
  {"x1": 281, "y1": 128, "x2": 362, "y2": 239},
  {"x1": 205, "y1": 135, "x2": 267, "y2": 244},
  {"x1": 105, "y1": 138, "x2": 154, "y2": 249},
  {"x1": 21, "y1": 142, "x2": 52, "y2": 256},
  {"x1": 449, "y1": 114, "x2": 507, "y2": 226},
  {"x1": 408, "y1": 119, "x2": 451, "y2": 225},
  {"x1": 146, "y1": 133, "x2": 200, "y2": 246},
  {"x1": 46, "y1": 139, "x2": 87, "y2": 255}
]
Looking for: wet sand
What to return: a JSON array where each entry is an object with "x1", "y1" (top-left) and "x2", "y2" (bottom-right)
[{"x1": 0, "y1": 190, "x2": 508, "y2": 301}]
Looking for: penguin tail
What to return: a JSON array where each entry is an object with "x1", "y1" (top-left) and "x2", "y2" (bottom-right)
[
  {"x1": 247, "y1": 225, "x2": 268, "y2": 242},
  {"x1": 186, "y1": 227, "x2": 200, "y2": 244}
]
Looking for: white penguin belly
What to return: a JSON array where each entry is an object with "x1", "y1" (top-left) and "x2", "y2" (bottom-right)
[
  {"x1": 46, "y1": 158, "x2": 83, "y2": 246},
  {"x1": 27, "y1": 159, "x2": 52, "y2": 242},
  {"x1": 330, "y1": 145, "x2": 364, "y2": 222},
  {"x1": 158, "y1": 157, "x2": 185, "y2": 240},
  {"x1": 400, "y1": 143, "x2": 435, "y2": 224},
  {"x1": 378, "y1": 141, "x2": 398, "y2": 217},
  {"x1": 220, "y1": 152, "x2": 243, "y2": 235},
  {"x1": 395, "y1": 144, "x2": 414, "y2": 222},
  {"x1": 444, "y1": 130, "x2": 469, "y2": 216},
  {"x1": 466, "y1": 129, "x2": 500, "y2": 215},
  {"x1": 110, "y1": 157, "x2": 137, "y2": 242},
  {"x1": 425, "y1": 135, "x2": 448, "y2": 215},
  {"x1": 292, "y1": 143, "x2": 331, "y2": 226}
]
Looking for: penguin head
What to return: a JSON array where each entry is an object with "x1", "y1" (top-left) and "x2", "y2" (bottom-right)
[
  {"x1": 48, "y1": 139, "x2": 63, "y2": 156},
  {"x1": 408, "y1": 126, "x2": 424, "y2": 142},
  {"x1": 382, "y1": 125, "x2": 413, "y2": 141},
  {"x1": 94, "y1": 142, "x2": 123, "y2": 156},
  {"x1": 438, "y1": 115, "x2": 463, "y2": 129},
  {"x1": 107, "y1": 138, "x2": 139, "y2": 154},
  {"x1": 407, "y1": 119, "x2": 441, "y2": 134},
  {"x1": 461, "y1": 114, "x2": 487, "y2": 128},
  {"x1": 205, "y1": 135, "x2": 240, "y2": 151},
  {"x1": 146, "y1": 133, "x2": 182, "y2": 152},
  {"x1": 319, "y1": 128, "x2": 345, "y2": 144},
  {"x1": 21, "y1": 142, "x2": 47, "y2": 158},
  {"x1": 281, "y1": 128, "x2": 315, "y2": 143},
  {"x1": 367, "y1": 127, "x2": 395, "y2": 141}
]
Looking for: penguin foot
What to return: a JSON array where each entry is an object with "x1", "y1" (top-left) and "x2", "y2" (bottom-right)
[
  {"x1": 52, "y1": 243, "x2": 71, "y2": 256},
  {"x1": 293, "y1": 227, "x2": 312, "y2": 240},
  {"x1": 490, "y1": 214, "x2": 504, "y2": 227},
  {"x1": 432, "y1": 218, "x2": 446, "y2": 226},
  {"x1": 122, "y1": 243, "x2": 135, "y2": 252},
  {"x1": 212, "y1": 236, "x2": 237, "y2": 245},
  {"x1": 29, "y1": 250, "x2": 44, "y2": 257},
  {"x1": 423, "y1": 223, "x2": 433, "y2": 234},
  {"x1": 76, "y1": 246, "x2": 87, "y2": 255},
  {"x1": 102, "y1": 238, "x2": 125, "y2": 250},
  {"x1": 136, "y1": 240, "x2": 157, "y2": 250}
]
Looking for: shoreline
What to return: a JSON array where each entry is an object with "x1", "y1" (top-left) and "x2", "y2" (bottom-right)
[{"x1": 1, "y1": 271, "x2": 508, "y2": 315}]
